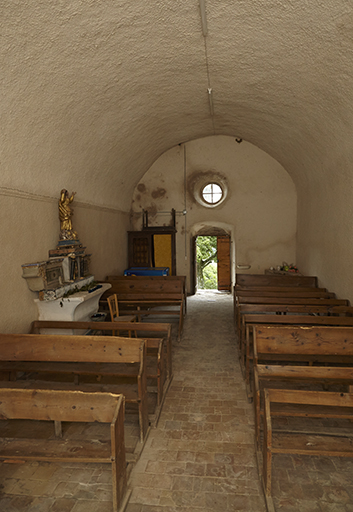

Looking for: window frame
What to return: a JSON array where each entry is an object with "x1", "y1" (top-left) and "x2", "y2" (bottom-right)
[{"x1": 201, "y1": 182, "x2": 224, "y2": 205}]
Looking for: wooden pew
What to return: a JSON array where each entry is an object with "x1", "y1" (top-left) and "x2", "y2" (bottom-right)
[
  {"x1": 236, "y1": 303, "x2": 353, "y2": 339},
  {"x1": 252, "y1": 325, "x2": 353, "y2": 450},
  {"x1": 236, "y1": 273, "x2": 318, "y2": 288},
  {"x1": 236, "y1": 289, "x2": 335, "y2": 298},
  {"x1": 234, "y1": 297, "x2": 349, "y2": 341},
  {"x1": 0, "y1": 334, "x2": 149, "y2": 442},
  {"x1": 106, "y1": 274, "x2": 187, "y2": 314},
  {"x1": 262, "y1": 388, "x2": 353, "y2": 509},
  {"x1": 235, "y1": 303, "x2": 353, "y2": 342},
  {"x1": 102, "y1": 276, "x2": 186, "y2": 340},
  {"x1": 30, "y1": 319, "x2": 173, "y2": 407},
  {"x1": 235, "y1": 286, "x2": 327, "y2": 293},
  {"x1": 241, "y1": 314, "x2": 353, "y2": 389},
  {"x1": 0, "y1": 388, "x2": 128, "y2": 512},
  {"x1": 235, "y1": 292, "x2": 341, "y2": 314}
]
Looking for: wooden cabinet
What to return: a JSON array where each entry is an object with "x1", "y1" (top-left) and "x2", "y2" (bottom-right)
[{"x1": 128, "y1": 229, "x2": 176, "y2": 275}]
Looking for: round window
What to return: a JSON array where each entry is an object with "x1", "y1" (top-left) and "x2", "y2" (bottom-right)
[{"x1": 201, "y1": 183, "x2": 223, "y2": 205}]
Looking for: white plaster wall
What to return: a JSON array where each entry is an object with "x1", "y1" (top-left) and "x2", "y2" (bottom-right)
[
  {"x1": 0, "y1": 191, "x2": 129, "y2": 333},
  {"x1": 131, "y1": 136, "x2": 297, "y2": 291},
  {"x1": 3, "y1": 0, "x2": 353, "y2": 313},
  {"x1": 297, "y1": 169, "x2": 353, "y2": 300}
]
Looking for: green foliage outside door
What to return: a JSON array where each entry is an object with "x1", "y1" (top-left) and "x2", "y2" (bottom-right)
[{"x1": 196, "y1": 236, "x2": 218, "y2": 289}]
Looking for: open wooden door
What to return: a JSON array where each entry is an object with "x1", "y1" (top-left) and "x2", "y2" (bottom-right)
[
  {"x1": 190, "y1": 236, "x2": 197, "y2": 295},
  {"x1": 217, "y1": 235, "x2": 231, "y2": 291}
]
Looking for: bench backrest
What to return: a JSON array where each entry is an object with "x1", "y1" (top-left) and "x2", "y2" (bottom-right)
[
  {"x1": 0, "y1": 334, "x2": 145, "y2": 363},
  {"x1": 236, "y1": 290, "x2": 334, "y2": 299},
  {"x1": 0, "y1": 388, "x2": 123, "y2": 423},
  {"x1": 236, "y1": 274, "x2": 318, "y2": 288},
  {"x1": 265, "y1": 388, "x2": 353, "y2": 408},
  {"x1": 30, "y1": 320, "x2": 172, "y2": 338},
  {"x1": 104, "y1": 276, "x2": 184, "y2": 294},
  {"x1": 238, "y1": 304, "x2": 353, "y2": 315},
  {"x1": 107, "y1": 275, "x2": 186, "y2": 285},
  {"x1": 236, "y1": 297, "x2": 349, "y2": 305},
  {"x1": 235, "y1": 286, "x2": 327, "y2": 294},
  {"x1": 256, "y1": 364, "x2": 353, "y2": 381},
  {"x1": 253, "y1": 325, "x2": 353, "y2": 359},
  {"x1": 243, "y1": 314, "x2": 353, "y2": 328}
]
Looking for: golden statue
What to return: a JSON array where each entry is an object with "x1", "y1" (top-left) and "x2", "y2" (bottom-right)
[{"x1": 59, "y1": 189, "x2": 78, "y2": 240}]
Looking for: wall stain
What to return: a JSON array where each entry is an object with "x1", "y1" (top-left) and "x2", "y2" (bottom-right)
[
  {"x1": 151, "y1": 187, "x2": 166, "y2": 199},
  {"x1": 137, "y1": 183, "x2": 146, "y2": 193},
  {"x1": 145, "y1": 203, "x2": 158, "y2": 218}
]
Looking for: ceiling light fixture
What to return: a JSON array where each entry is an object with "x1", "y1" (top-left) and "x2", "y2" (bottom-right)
[
  {"x1": 199, "y1": 0, "x2": 208, "y2": 37},
  {"x1": 208, "y1": 88, "x2": 214, "y2": 117}
]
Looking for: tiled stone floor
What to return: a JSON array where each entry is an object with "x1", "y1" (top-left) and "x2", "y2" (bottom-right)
[
  {"x1": 127, "y1": 291, "x2": 353, "y2": 512},
  {"x1": 1, "y1": 290, "x2": 353, "y2": 511},
  {"x1": 127, "y1": 291, "x2": 266, "y2": 512}
]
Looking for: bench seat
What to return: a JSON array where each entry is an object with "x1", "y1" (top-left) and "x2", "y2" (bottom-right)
[
  {"x1": 0, "y1": 333, "x2": 149, "y2": 443},
  {"x1": 0, "y1": 388, "x2": 127, "y2": 512},
  {"x1": 102, "y1": 275, "x2": 186, "y2": 340},
  {"x1": 252, "y1": 325, "x2": 353, "y2": 449},
  {"x1": 262, "y1": 388, "x2": 353, "y2": 508},
  {"x1": 30, "y1": 319, "x2": 172, "y2": 407}
]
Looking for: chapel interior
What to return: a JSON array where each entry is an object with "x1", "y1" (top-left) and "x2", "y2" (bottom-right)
[
  {"x1": 2, "y1": 1, "x2": 353, "y2": 511},
  {"x1": 3, "y1": 1, "x2": 353, "y2": 332}
]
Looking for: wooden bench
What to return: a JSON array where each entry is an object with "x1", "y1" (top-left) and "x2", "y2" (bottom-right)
[
  {"x1": 102, "y1": 276, "x2": 186, "y2": 340},
  {"x1": 236, "y1": 273, "x2": 318, "y2": 288},
  {"x1": 0, "y1": 333, "x2": 149, "y2": 442},
  {"x1": 106, "y1": 275, "x2": 187, "y2": 314},
  {"x1": 0, "y1": 388, "x2": 128, "y2": 512},
  {"x1": 235, "y1": 285, "x2": 328, "y2": 293},
  {"x1": 234, "y1": 289, "x2": 340, "y2": 322},
  {"x1": 234, "y1": 297, "x2": 349, "y2": 343},
  {"x1": 235, "y1": 303, "x2": 353, "y2": 344},
  {"x1": 241, "y1": 314, "x2": 353, "y2": 389},
  {"x1": 252, "y1": 325, "x2": 353, "y2": 450},
  {"x1": 30, "y1": 319, "x2": 173, "y2": 407},
  {"x1": 262, "y1": 388, "x2": 353, "y2": 509},
  {"x1": 236, "y1": 289, "x2": 335, "y2": 299}
]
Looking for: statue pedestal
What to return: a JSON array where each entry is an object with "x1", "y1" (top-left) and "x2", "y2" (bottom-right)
[{"x1": 34, "y1": 283, "x2": 111, "y2": 334}]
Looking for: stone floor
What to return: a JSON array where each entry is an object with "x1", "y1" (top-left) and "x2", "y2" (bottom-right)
[
  {"x1": 127, "y1": 290, "x2": 266, "y2": 512},
  {"x1": 1, "y1": 290, "x2": 353, "y2": 511}
]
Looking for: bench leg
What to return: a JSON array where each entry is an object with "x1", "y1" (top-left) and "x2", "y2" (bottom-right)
[
  {"x1": 178, "y1": 304, "x2": 184, "y2": 341},
  {"x1": 263, "y1": 395, "x2": 272, "y2": 497},
  {"x1": 138, "y1": 374, "x2": 150, "y2": 443},
  {"x1": 167, "y1": 336, "x2": 172, "y2": 381},
  {"x1": 111, "y1": 400, "x2": 127, "y2": 512},
  {"x1": 54, "y1": 421, "x2": 63, "y2": 438},
  {"x1": 254, "y1": 389, "x2": 261, "y2": 450}
]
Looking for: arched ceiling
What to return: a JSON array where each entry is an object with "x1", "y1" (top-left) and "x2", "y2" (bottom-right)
[{"x1": 2, "y1": 0, "x2": 353, "y2": 210}]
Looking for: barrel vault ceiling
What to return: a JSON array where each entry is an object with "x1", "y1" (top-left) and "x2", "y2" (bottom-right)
[{"x1": 2, "y1": 1, "x2": 353, "y2": 210}]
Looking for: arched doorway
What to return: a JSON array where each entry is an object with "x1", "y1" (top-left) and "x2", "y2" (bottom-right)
[
  {"x1": 190, "y1": 222, "x2": 235, "y2": 295},
  {"x1": 195, "y1": 234, "x2": 231, "y2": 291}
]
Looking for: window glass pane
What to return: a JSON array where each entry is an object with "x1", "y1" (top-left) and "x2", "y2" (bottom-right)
[{"x1": 202, "y1": 183, "x2": 223, "y2": 204}]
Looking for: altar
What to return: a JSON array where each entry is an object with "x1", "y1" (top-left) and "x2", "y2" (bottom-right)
[
  {"x1": 22, "y1": 189, "x2": 112, "y2": 334},
  {"x1": 34, "y1": 283, "x2": 111, "y2": 334}
]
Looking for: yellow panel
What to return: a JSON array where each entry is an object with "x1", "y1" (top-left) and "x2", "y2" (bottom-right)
[{"x1": 154, "y1": 234, "x2": 172, "y2": 271}]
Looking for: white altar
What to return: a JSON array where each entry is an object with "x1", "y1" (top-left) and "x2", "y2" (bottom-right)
[{"x1": 34, "y1": 282, "x2": 111, "y2": 334}]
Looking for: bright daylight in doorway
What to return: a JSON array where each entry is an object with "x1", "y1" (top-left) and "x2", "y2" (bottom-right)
[{"x1": 196, "y1": 236, "x2": 218, "y2": 289}]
